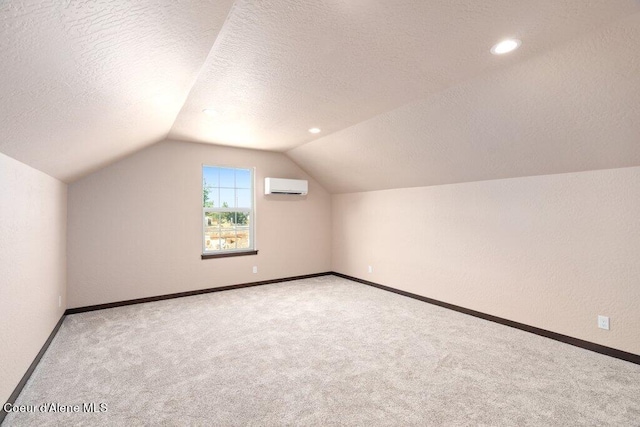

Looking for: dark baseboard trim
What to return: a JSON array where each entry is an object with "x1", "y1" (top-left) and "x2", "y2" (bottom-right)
[
  {"x1": 65, "y1": 272, "x2": 332, "y2": 315},
  {"x1": 332, "y1": 272, "x2": 640, "y2": 366},
  {"x1": 1, "y1": 315, "x2": 66, "y2": 425}
]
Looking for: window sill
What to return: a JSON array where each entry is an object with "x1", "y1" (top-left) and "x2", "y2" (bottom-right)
[{"x1": 201, "y1": 250, "x2": 258, "y2": 260}]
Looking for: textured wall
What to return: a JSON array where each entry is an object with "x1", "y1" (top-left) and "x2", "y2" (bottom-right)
[
  {"x1": 289, "y1": 12, "x2": 640, "y2": 193},
  {"x1": 0, "y1": 153, "x2": 67, "y2": 404},
  {"x1": 67, "y1": 140, "x2": 331, "y2": 308},
  {"x1": 332, "y1": 167, "x2": 640, "y2": 354}
]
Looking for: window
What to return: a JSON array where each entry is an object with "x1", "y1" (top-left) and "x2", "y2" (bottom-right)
[{"x1": 202, "y1": 166, "x2": 255, "y2": 257}]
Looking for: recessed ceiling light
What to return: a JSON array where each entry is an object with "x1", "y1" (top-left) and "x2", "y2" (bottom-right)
[
  {"x1": 202, "y1": 109, "x2": 219, "y2": 117},
  {"x1": 308, "y1": 128, "x2": 321, "y2": 134},
  {"x1": 490, "y1": 39, "x2": 521, "y2": 55}
]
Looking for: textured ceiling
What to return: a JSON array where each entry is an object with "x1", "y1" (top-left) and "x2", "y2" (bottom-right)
[
  {"x1": 288, "y1": 12, "x2": 640, "y2": 193},
  {"x1": 169, "y1": 0, "x2": 639, "y2": 152},
  {"x1": 1, "y1": 0, "x2": 639, "y2": 186},
  {"x1": 0, "y1": 0, "x2": 234, "y2": 181}
]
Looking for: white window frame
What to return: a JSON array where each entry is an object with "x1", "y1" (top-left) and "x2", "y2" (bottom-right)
[{"x1": 202, "y1": 165, "x2": 256, "y2": 255}]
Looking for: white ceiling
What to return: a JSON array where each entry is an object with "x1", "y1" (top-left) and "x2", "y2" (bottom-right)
[
  {"x1": 169, "y1": 0, "x2": 639, "y2": 151},
  {"x1": 0, "y1": 0, "x2": 234, "y2": 181},
  {"x1": 288, "y1": 12, "x2": 640, "y2": 193},
  {"x1": 1, "y1": 0, "x2": 639, "y2": 186}
]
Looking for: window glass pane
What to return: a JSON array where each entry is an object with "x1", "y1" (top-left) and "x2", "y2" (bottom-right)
[
  {"x1": 236, "y1": 189, "x2": 251, "y2": 209},
  {"x1": 203, "y1": 167, "x2": 219, "y2": 188},
  {"x1": 235, "y1": 169, "x2": 251, "y2": 189},
  {"x1": 236, "y1": 230, "x2": 250, "y2": 249},
  {"x1": 223, "y1": 212, "x2": 236, "y2": 228},
  {"x1": 203, "y1": 183, "x2": 216, "y2": 208},
  {"x1": 236, "y1": 211, "x2": 249, "y2": 226},
  {"x1": 205, "y1": 232, "x2": 225, "y2": 251},
  {"x1": 236, "y1": 228, "x2": 250, "y2": 249},
  {"x1": 219, "y1": 167, "x2": 235, "y2": 188},
  {"x1": 220, "y1": 188, "x2": 234, "y2": 208},
  {"x1": 219, "y1": 211, "x2": 231, "y2": 228},
  {"x1": 221, "y1": 229, "x2": 236, "y2": 249},
  {"x1": 205, "y1": 212, "x2": 221, "y2": 228},
  {"x1": 204, "y1": 187, "x2": 218, "y2": 208}
]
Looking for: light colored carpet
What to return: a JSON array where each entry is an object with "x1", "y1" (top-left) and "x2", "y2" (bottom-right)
[{"x1": 5, "y1": 275, "x2": 640, "y2": 426}]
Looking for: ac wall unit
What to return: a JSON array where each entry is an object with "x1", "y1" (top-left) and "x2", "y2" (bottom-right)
[{"x1": 264, "y1": 177, "x2": 308, "y2": 195}]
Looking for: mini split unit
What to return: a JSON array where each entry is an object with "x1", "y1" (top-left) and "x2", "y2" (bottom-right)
[{"x1": 264, "y1": 177, "x2": 308, "y2": 195}]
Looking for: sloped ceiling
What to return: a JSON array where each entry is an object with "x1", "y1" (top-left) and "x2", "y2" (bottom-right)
[
  {"x1": 1, "y1": 1, "x2": 640, "y2": 187},
  {"x1": 0, "y1": 0, "x2": 235, "y2": 181},
  {"x1": 288, "y1": 12, "x2": 640, "y2": 193},
  {"x1": 169, "y1": 0, "x2": 639, "y2": 151}
]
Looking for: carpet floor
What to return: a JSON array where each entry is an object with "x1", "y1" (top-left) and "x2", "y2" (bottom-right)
[{"x1": 5, "y1": 275, "x2": 640, "y2": 426}]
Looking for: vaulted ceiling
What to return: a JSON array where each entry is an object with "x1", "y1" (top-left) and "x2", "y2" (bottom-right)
[
  {"x1": 0, "y1": 0, "x2": 234, "y2": 181},
  {"x1": 1, "y1": 1, "x2": 640, "y2": 189}
]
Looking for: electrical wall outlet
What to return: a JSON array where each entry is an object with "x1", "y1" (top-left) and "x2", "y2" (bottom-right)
[
  {"x1": 368, "y1": 265, "x2": 373, "y2": 274},
  {"x1": 58, "y1": 295, "x2": 62, "y2": 308},
  {"x1": 598, "y1": 315, "x2": 610, "y2": 330},
  {"x1": 252, "y1": 266, "x2": 258, "y2": 274}
]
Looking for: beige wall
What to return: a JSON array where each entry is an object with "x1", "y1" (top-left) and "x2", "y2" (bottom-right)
[
  {"x1": 332, "y1": 166, "x2": 640, "y2": 355},
  {"x1": 67, "y1": 139, "x2": 331, "y2": 308},
  {"x1": 0, "y1": 153, "x2": 67, "y2": 404}
]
